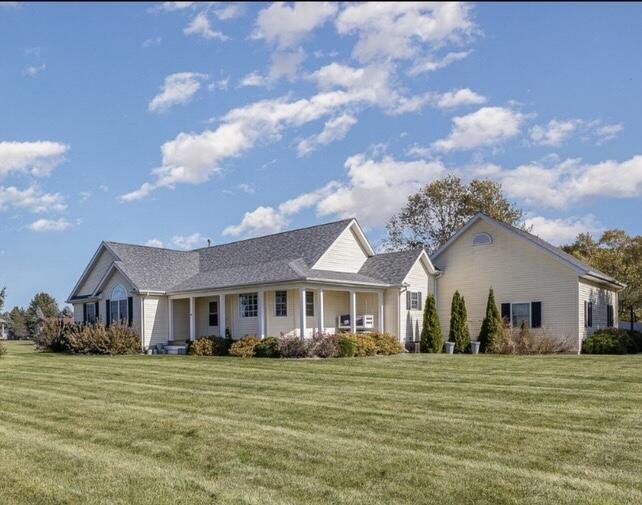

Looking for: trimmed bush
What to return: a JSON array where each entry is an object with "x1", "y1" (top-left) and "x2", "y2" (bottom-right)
[
  {"x1": 478, "y1": 288, "x2": 502, "y2": 353},
  {"x1": 370, "y1": 332, "x2": 404, "y2": 355},
  {"x1": 420, "y1": 294, "x2": 442, "y2": 353},
  {"x1": 188, "y1": 337, "x2": 215, "y2": 356},
  {"x1": 337, "y1": 334, "x2": 356, "y2": 357},
  {"x1": 229, "y1": 336, "x2": 260, "y2": 358},
  {"x1": 277, "y1": 336, "x2": 309, "y2": 358},
  {"x1": 255, "y1": 336, "x2": 280, "y2": 358},
  {"x1": 308, "y1": 334, "x2": 338, "y2": 358},
  {"x1": 583, "y1": 329, "x2": 637, "y2": 355}
]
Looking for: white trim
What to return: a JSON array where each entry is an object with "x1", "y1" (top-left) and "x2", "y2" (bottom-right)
[
  {"x1": 258, "y1": 290, "x2": 265, "y2": 339},
  {"x1": 299, "y1": 288, "x2": 306, "y2": 338},
  {"x1": 318, "y1": 288, "x2": 325, "y2": 334},
  {"x1": 66, "y1": 242, "x2": 112, "y2": 302},
  {"x1": 219, "y1": 294, "x2": 226, "y2": 338},
  {"x1": 238, "y1": 292, "x2": 258, "y2": 319},
  {"x1": 168, "y1": 299, "x2": 174, "y2": 341},
  {"x1": 140, "y1": 295, "x2": 145, "y2": 351},
  {"x1": 349, "y1": 290, "x2": 357, "y2": 333},
  {"x1": 189, "y1": 297, "x2": 196, "y2": 341},
  {"x1": 509, "y1": 301, "x2": 531, "y2": 328},
  {"x1": 378, "y1": 291, "x2": 384, "y2": 332}
]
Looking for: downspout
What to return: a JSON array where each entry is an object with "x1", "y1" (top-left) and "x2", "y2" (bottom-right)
[{"x1": 140, "y1": 294, "x2": 145, "y2": 352}]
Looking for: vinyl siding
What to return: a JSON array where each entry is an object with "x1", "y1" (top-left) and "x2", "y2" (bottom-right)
[
  {"x1": 73, "y1": 303, "x2": 84, "y2": 323},
  {"x1": 578, "y1": 279, "x2": 618, "y2": 347},
  {"x1": 195, "y1": 296, "x2": 220, "y2": 337},
  {"x1": 384, "y1": 288, "x2": 399, "y2": 337},
  {"x1": 433, "y1": 219, "x2": 579, "y2": 347},
  {"x1": 172, "y1": 299, "x2": 189, "y2": 341},
  {"x1": 76, "y1": 248, "x2": 114, "y2": 296},
  {"x1": 399, "y1": 257, "x2": 432, "y2": 342},
  {"x1": 229, "y1": 292, "x2": 259, "y2": 339},
  {"x1": 312, "y1": 225, "x2": 369, "y2": 273},
  {"x1": 142, "y1": 296, "x2": 168, "y2": 348}
]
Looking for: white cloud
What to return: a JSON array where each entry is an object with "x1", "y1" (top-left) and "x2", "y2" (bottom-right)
[
  {"x1": 237, "y1": 183, "x2": 255, "y2": 194},
  {"x1": 297, "y1": 113, "x2": 357, "y2": 156},
  {"x1": 184, "y1": 12, "x2": 228, "y2": 41},
  {"x1": 148, "y1": 72, "x2": 208, "y2": 113},
  {"x1": 154, "y1": 2, "x2": 194, "y2": 12},
  {"x1": 79, "y1": 191, "x2": 91, "y2": 202},
  {"x1": 498, "y1": 155, "x2": 642, "y2": 208},
  {"x1": 239, "y1": 72, "x2": 267, "y2": 88},
  {"x1": 145, "y1": 238, "x2": 164, "y2": 248},
  {"x1": 524, "y1": 214, "x2": 602, "y2": 246},
  {"x1": 408, "y1": 50, "x2": 471, "y2": 76},
  {"x1": 529, "y1": 119, "x2": 579, "y2": 146},
  {"x1": 23, "y1": 64, "x2": 46, "y2": 77},
  {"x1": 594, "y1": 122, "x2": 623, "y2": 144},
  {"x1": 171, "y1": 232, "x2": 207, "y2": 250},
  {"x1": 0, "y1": 185, "x2": 66, "y2": 213},
  {"x1": 224, "y1": 153, "x2": 446, "y2": 237},
  {"x1": 0, "y1": 141, "x2": 69, "y2": 178},
  {"x1": 268, "y1": 49, "x2": 306, "y2": 82},
  {"x1": 142, "y1": 36, "x2": 162, "y2": 48},
  {"x1": 336, "y1": 2, "x2": 474, "y2": 63},
  {"x1": 432, "y1": 106, "x2": 526, "y2": 151},
  {"x1": 208, "y1": 76, "x2": 230, "y2": 91},
  {"x1": 214, "y1": 3, "x2": 245, "y2": 20},
  {"x1": 27, "y1": 218, "x2": 73, "y2": 232},
  {"x1": 435, "y1": 88, "x2": 486, "y2": 109},
  {"x1": 253, "y1": 2, "x2": 338, "y2": 49}
]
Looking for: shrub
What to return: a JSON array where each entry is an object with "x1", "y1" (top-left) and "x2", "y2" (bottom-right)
[
  {"x1": 188, "y1": 337, "x2": 215, "y2": 356},
  {"x1": 276, "y1": 335, "x2": 309, "y2": 358},
  {"x1": 212, "y1": 336, "x2": 234, "y2": 356},
  {"x1": 370, "y1": 332, "x2": 404, "y2": 355},
  {"x1": 229, "y1": 336, "x2": 260, "y2": 358},
  {"x1": 420, "y1": 294, "x2": 442, "y2": 353},
  {"x1": 515, "y1": 320, "x2": 530, "y2": 355},
  {"x1": 255, "y1": 336, "x2": 280, "y2": 358},
  {"x1": 34, "y1": 318, "x2": 68, "y2": 352},
  {"x1": 64, "y1": 323, "x2": 140, "y2": 355},
  {"x1": 353, "y1": 333, "x2": 377, "y2": 356},
  {"x1": 490, "y1": 323, "x2": 573, "y2": 355},
  {"x1": 337, "y1": 334, "x2": 356, "y2": 357},
  {"x1": 478, "y1": 288, "x2": 502, "y2": 353},
  {"x1": 448, "y1": 291, "x2": 470, "y2": 353},
  {"x1": 308, "y1": 334, "x2": 338, "y2": 358},
  {"x1": 582, "y1": 329, "x2": 637, "y2": 355}
]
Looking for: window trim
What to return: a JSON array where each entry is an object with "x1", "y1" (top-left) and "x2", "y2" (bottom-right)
[
  {"x1": 275, "y1": 290, "x2": 288, "y2": 317},
  {"x1": 409, "y1": 291, "x2": 420, "y2": 310},
  {"x1": 239, "y1": 292, "x2": 258, "y2": 319},
  {"x1": 510, "y1": 301, "x2": 531, "y2": 328},
  {"x1": 86, "y1": 302, "x2": 96, "y2": 324},
  {"x1": 110, "y1": 284, "x2": 128, "y2": 324},
  {"x1": 305, "y1": 291, "x2": 314, "y2": 317},
  {"x1": 208, "y1": 300, "x2": 219, "y2": 327}
]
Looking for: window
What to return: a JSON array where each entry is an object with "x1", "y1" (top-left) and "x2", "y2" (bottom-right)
[
  {"x1": 472, "y1": 232, "x2": 493, "y2": 246},
  {"x1": 407, "y1": 291, "x2": 422, "y2": 310},
  {"x1": 239, "y1": 293, "x2": 258, "y2": 318},
  {"x1": 110, "y1": 284, "x2": 128, "y2": 324},
  {"x1": 585, "y1": 301, "x2": 593, "y2": 328},
  {"x1": 306, "y1": 291, "x2": 314, "y2": 317},
  {"x1": 86, "y1": 303, "x2": 96, "y2": 324},
  {"x1": 275, "y1": 291, "x2": 287, "y2": 317},
  {"x1": 607, "y1": 304, "x2": 614, "y2": 328},
  {"x1": 511, "y1": 303, "x2": 530, "y2": 328},
  {"x1": 209, "y1": 301, "x2": 218, "y2": 327}
]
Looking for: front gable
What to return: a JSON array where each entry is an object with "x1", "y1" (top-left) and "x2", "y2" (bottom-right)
[
  {"x1": 312, "y1": 220, "x2": 374, "y2": 273},
  {"x1": 69, "y1": 244, "x2": 117, "y2": 300}
]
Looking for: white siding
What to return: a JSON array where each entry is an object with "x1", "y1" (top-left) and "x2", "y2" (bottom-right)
[
  {"x1": 399, "y1": 257, "x2": 432, "y2": 343},
  {"x1": 172, "y1": 299, "x2": 190, "y2": 341},
  {"x1": 433, "y1": 219, "x2": 579, "y2": 347},
  {"x1": 313, "y1": 225, "x2": 369, "y2": 273},
  {"x1": 76, "y1": 248, "x2": 114, "y2": 296},
  {"x1": 73, "y1": 303, "x2": 83, "y2": 323},
  {"x1": 229, "y1": 292, "x2": 259, "y2": 339},
  {"x1": 195, "y1": 296, "x2": 220, "y2": 337},
  {"x1": 265, "y1": 289, "x2": 299, "y2": 337},
  {"x1": 578, "y1": 279, "x2": 619, "y2": 347},
  {"x1": 384, "y1": 288, "x2": 399, "y2": 337},
  {"x1": 142, "y1": 296, "x2": 168, "y2": 348}
]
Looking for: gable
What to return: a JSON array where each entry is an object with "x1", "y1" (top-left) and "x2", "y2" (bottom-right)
[
  {"x1": 73, "y1": 246, "x2": 116, "y2": 298},
  {"x1": 402, "y1": 254, "x2": 432, "y2": 286},
  {"x1": 312, "y1": 222, "x2": 371, "y2": 273}
]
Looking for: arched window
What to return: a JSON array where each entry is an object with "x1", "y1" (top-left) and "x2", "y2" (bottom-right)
[
  {"x1": 110, "y1": 284, "x2": 128, "y2": 324},
  {"x1": 472, "y1": 232, "x2": 493, "y2": 246}
]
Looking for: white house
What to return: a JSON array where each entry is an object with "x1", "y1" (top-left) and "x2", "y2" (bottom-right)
[{"x1": 67, "y1": 214, "x2": 624, "y2": 354}]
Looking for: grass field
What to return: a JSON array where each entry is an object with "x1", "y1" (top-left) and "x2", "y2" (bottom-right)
[{"x1": 0, "y1": 341, "x2": 640, "y2": 505}]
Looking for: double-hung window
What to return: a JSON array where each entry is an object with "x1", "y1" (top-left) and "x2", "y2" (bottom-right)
[
  {"x1": 511, "y1": 303, "x2": 530, "y2": 328},
  {"x1": 306, "y1": 291, "x2": 314, "y2": 317},
  {"x1": 209, "y1": 301, "x2": 218, "y2": 327},
  {"x1": 407, "y1": 291, "x2": 422, "y2": 310},
  {"x1": 86, "y1": 303, "x2": 96, "y2": 324},
  {"x1": 239, "y1": 293, "x2": 258, "y2": 318},
  {"x1": 275, "y1": 291, "x2": 287, "y2": 317}
]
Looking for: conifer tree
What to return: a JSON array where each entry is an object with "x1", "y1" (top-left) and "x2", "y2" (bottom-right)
[
  {"x1": 479, "y1": 288, "x2": 502, "y2": 352},
  {"x1": 420, "y1": 294, "x2": 443, "y2": 353},
  {"x1": 448, "y1": 291, "x2": 461, "y2": 346},
  {"x1": 456, "y1": 295, "x2": 471, "y2": 353}
]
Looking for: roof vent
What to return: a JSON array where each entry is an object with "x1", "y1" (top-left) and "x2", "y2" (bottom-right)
[{"x1": 207, "y1": 239, "x2": 212, "y2": 247}]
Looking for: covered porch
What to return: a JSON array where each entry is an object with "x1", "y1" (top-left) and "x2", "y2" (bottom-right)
[{"x1": 168, "y1": 285, "x2": 388, "y2": 342}]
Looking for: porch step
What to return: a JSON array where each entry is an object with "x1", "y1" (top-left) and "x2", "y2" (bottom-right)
[{"x1": 165, "y1": 345, "x2": 187, "y2": 355}]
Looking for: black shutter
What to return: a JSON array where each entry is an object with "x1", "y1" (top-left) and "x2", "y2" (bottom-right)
[
  {"x1": 406, "y1": 291, "x2": 411, "y2": 309},
  {"x1": 418, "y1": 292, "x2": 423, "y2": 311},
  {"x1": 588, "y1": 302, "x2": 593, "y2": 328},
  {"x1": 501, "y1": 303, "x2": 510, "y2": 323},
  {"x1": 128, "y1": 297, "x2": 133, "y2": 327},
  {"x1": 531, "y1": 302, "x2": 541, "y2": 328},
  {"x1": 584, "y1": 301, "x2": 587, "y2": 327},
  {"x1": 83, "y1": 303, "x2": 87, "y2": 324},
  {"x1": 95, "y1": 302, "x2": 100, "y2": 322},
  {"x1": 106, "y1": 300, "x2": 111, "y2": 327},
  {"x1": 607, "y1": 305, "x2": 614, "y2": 328}
]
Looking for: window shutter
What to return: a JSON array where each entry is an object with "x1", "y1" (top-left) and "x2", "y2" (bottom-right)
[
  {"x1": 83, "y1": 303, "x2": 87, "y2": 324},
  {"x1": 588, "y1": 302, "x2": 593, "y2": 328},
  {"x1": 95, "y1": 302, "x2": 100, "y2": 322},
  {"x1": 607, "y1": 305, "x2": 614, "y2": 328},
  {"x1": 501, "y1": 303, "x2": 510, "y2": 323},
  {"x1": 418, "y1": 292, "x2": 423, "y2": 311},
  {"x1": 531, "y1": 302, "x2": 541, "y2": 328},
  {"x1": 406, "y1": 291, "x2": 411, "y2": 309},
  {"x1": 584, "y1": 301, "x2": 587, "y2": 327},
  {"x1": 106, "y1": 300, "x2": 111, "y2": 327},
  {"x1": 128, "y1": 297, "x2": 133, "y2": 327}
]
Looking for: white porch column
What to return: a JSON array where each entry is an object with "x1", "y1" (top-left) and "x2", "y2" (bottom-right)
[
  {"x1": 318, "y1": 288, "x2": 325, "y2": 335},
  {"x1": 299, "y1": 288, "x2": 307, "y2": 338},
  {"x1": 378, "y1": 291, "x2": 385, "y2": 332},
  {"x1": 258, "y1": 290, "x2": 265, "y2": 339},
  {"x1": 219, "y1": 294, "x2": 226, "y2": 338},
  {"x1": 189, "y1": 296, "x2": 196, "y2": 341},
  {"x1": 168, "y1": 298, "x2": 174, "y2": 342},
  {"x1": 350, "y1": 290, "x2": 357, "y2": 333}
]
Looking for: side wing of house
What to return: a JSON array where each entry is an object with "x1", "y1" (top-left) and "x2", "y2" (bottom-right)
[
  {"x1": 312, "y1": 221, "x2": 373, "y2": 273},
  {"x1": 432, "y1": 218, "x2": 579, "y2": 345},
  {"x1": 399, "y1": 253, "x2": 435, "y2": 343},
  {"x1": 578, "y1": 279, "x2": 619, "y2": 344}
]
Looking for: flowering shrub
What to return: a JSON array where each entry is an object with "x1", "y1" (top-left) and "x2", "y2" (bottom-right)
[
  {"x1": 308, "y1": 334, "x2": 338, "y2": 358},
  {"x1": 276, "y1": 335, "x2": 309, "y2": 358}
]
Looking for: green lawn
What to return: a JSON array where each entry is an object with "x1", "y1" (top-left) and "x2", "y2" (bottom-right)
[{"x1": 0, "y1": 341, "x2": 640, "y2": 505}]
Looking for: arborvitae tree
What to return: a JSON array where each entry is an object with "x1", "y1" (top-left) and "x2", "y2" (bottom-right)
[
  {"x1": 457, "y1": 295, "x2": 471, "y2": 353},
  {"x1": 478, "y1": 288, "x2": 502, "y2": 352},
  {"x1": 420, "y1": 294, "x2": 442, "y2": 353},
  {"x1": 448, "y1": 291, "x2": 461, "y2": 345}
]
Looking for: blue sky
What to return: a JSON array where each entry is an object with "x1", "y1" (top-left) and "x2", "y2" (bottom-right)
[{"x1": 1, "y1": 2, "x2": 642, "y2": 310}]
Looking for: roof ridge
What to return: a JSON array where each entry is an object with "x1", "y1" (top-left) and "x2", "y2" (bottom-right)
[{"x1": 104, "y1": 241, "x2": 193, "y2": 253}]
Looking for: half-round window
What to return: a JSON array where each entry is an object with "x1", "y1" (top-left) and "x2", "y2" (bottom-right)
[
  {"x1": 111, "y1": 284, "x2": 127, "y2": 301},
  {"x1": 110, "y1": 284, "x2": 129, "y2": 324},
  {"x1": 472, "y1": 232, "x2": 493, "y2": 246}
]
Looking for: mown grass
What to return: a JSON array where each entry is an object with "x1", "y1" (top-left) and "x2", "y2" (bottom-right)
[{"x1": 0, "y1": 341, "x2": 640, "y2": 505}]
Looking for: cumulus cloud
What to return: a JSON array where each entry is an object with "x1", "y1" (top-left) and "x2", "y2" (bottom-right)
[
  {"x1": 0, "y1": 185, "x2": 66, "y2": 213},
  {"x1": 253, "y1": 2, "x2": 338, "y2": 49},
  {"x1": 239, "y1": 72, "x2": 267, "y2": 88},
  {"x1": 27, "y1": 218, "x2": 75, "y2": 232},
  {"x1": 153, "y1": 2, "x2": 194, "y2": 12},
  {"x1": 432, "y1": 106, "x2": 526, "y2": 151},
  {"x1": 297, "y1": 113, "x2": 357, "y2": 156},
  {"x1": 530, "y1": 119, "x2": 580, "y2": 146},
  {"x1": 213, "y1": 3, "x2": 245, "y2": 21},
  {"x1": 171, "y1": 233, "x2": 207, "y2": 250},
  {"x1": 23, "y1": 64, "x2": 46, "y2": 77},
  {"x1": 0, "y1": 141, "x2": 69, "y2": 178},
  {"x1": 524, "y1": 214, "x2": 602, "y2": 246},
  {"x1": 594, "y1": 122, "x2": 623, "y2": 145},
  {"x1": 148, "y1": 72, "x2": 208, "y2": 112},
  {"x1": 408, "y1": 50, "x2": 471, "y2": 76},
  {"x1": 145, "y1": 238, "x2": 164, "y2": 247},
  {"x1": 224, "y1": 153, "x2": 445, "y2": 237},
  {"x1": 184, "y1": 12, "x2": 228, "y2": 41},
  {"x1": 435, "y1": 88, "x2": 486, "y2": 109},
  {"x1": 336, "y1": 2, "x2": 474, "y2": 63}
]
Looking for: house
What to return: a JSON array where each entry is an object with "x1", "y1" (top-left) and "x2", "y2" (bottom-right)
[{"x1": 67, "y1": 214, "x2": 624, "y2": 354}]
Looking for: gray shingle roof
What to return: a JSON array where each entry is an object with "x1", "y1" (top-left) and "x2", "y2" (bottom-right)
[{"x1": 358, "y1": 249, "x2": 425, "y2": 284}]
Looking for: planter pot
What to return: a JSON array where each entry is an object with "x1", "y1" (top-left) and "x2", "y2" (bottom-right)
[
  {"x1": 444, "y1": 342, "x2": 455, "y2": 354},
  {"x1": 145, "y1": 348, "x2": 153, "y2": 355},
  {"x1": 470, "y1": 341, "x2": 481, "y2": 354}
]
